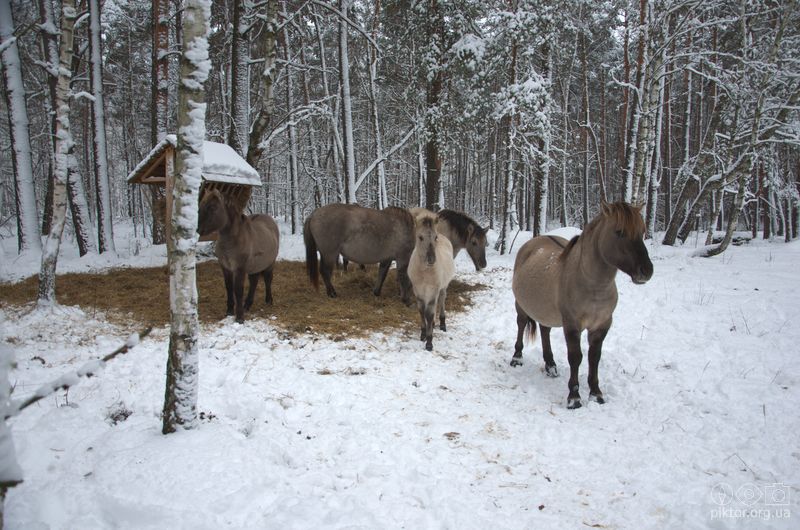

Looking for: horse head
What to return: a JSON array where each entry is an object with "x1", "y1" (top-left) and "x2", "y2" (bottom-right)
[
  {"x1": 197, "y1": 189, "x2": 230, "y2": 236},
  {"x1": 596, "y1": 201, "x2": 653, "y2": 284},
  {"x1": 415, "y1": 215, "x2": 439, "y2": 266},
  {"x1": 465, "y1": 223, "x2": 488, "y2": 270}
]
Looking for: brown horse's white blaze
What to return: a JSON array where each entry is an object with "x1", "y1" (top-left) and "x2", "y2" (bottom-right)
[
  {"x1": 197, "y1": 189, "x2": 280, "y2": 323},
  {"x1": 511, "y1": 202, "x2": 654, "y2": 409},
  {"x1": 409, "y1": 208, "x2": 488, "y2": 271},
  {"x1": 304, "y1": 204, "x2": 415, "y2": 303},
  {"x1": 408, "y1": 214, "x2": 456, "y2": 351}
]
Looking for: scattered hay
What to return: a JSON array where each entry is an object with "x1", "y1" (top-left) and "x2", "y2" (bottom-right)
[{"x1": 0, "y1": 260, "x2": 486, "y2": 338}]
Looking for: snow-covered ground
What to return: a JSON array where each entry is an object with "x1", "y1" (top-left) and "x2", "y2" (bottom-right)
[{"x1": 2, "y1": 223, "x2": 799, "y2": 529}]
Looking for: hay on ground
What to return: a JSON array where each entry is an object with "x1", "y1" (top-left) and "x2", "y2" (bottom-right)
[{"x1": 0, "y1": 261, "x2": 486, "y2": 338}]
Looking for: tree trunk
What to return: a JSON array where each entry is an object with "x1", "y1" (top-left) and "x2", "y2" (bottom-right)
[
  {"x1": 424, "y1": 0, "x2": 443, "y2": 211},
  {"x1": 1, "y1": 0, "x2": 42, "y2": 254},
  {"x1": 246, "y1": 0, "x2": 278, "y2": 168},
  {"x1": 228, "y1": 0, "x2": 249, "y2": 158},
  {"x1": 89, "y1": 0, "x2": 115, "y2": 253},
  {"x1": 368, "y1": 0, "x2": 387, "y2": 208},
  {"x1": 282, "y1": 10, "x2": 299, "y2": 234},
  {"x1": 38, "y1": 0, "x2": 76, "y2": 305},
  {"x1": 338, "y1": 0, "x2": 356, "y2": 203},
  {"x1": 162, "y1": 0, "x2": 210, "y2": 434},
  {"x1": 66, "y1": 151, "x2": 97, "y2": 256}
]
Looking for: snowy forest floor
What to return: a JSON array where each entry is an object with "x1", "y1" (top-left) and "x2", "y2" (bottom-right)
[{"x1": 1, "y1": 223, "x2": 799, "y2": 529}]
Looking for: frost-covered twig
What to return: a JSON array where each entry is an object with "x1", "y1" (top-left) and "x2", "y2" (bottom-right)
[{"x1": 6, "y1": 327, "x2": 152, "y2": 420}]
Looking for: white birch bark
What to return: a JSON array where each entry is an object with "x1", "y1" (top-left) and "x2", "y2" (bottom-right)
[
  {"x1": 368, "y1": 0, "x2": 386, "y2": 208},
  {"x1": 162, "y1": 0, "x2": 211, "y2": 434},
  {"x1": 282, "y1": 8, "x2": 300, "y2": 234},
  {"x1": 338, "y1": 0, "x2": 356, "y2": 203},
  {"x1": 88, "y1": 0, "x2": 114, "y2": 253},
  {"x1": 1, "y1": 0, "x2": 42, "y2": 254},
  {"x1": 38, "y1": 0, "x2": 77, "y2": 305}
]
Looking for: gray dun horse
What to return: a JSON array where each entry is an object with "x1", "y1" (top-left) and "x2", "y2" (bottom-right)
[
  {"x1": 410, "y1": 208, "x2": 488, "y2": 270},
  {"x1": 304, "y1": 204, "x2": 415, "y2": 303},
  {"x1": 407, "y1": 213, "x2": 456, "y2": 351},
  {"x1": 198, "y1": 189, "x2": 280, "y2": 323},
  {"x1": 511, "y1": 202, "x2": 653, "y2": 408}
]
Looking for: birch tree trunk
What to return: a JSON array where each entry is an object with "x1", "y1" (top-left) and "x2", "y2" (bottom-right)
[
  {"x1": 532, "y1": 43, "x2": 551, "y2": 236},
  {"x1": 282, "y1": 9, "x2": 299, "y2": 234},
  {"x1": 88, "y1": 0, "x2": 115, "y2": 253},
  {"x1": 368, "y1": 0, "x2": 387, "y2": 208},
  {"x1": 1, "y1": 0, "x2": 42, "y2": 254},
  {"x1": 162, "y1": 0, "x2": 211, "y2": 434},
  {"x1": 38, "y1": 0, "x2": 77, "y2": 305},
  {"x1": 338, "y1": 0, "x2": 357, "y2": 203}
]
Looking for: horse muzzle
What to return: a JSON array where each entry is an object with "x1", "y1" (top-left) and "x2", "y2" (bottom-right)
[{"x1": 631, "y1": 261, "x2": 654, "y2": 284}]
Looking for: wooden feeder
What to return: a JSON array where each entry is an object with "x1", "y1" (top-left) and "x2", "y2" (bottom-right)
[{"x1": 127, "y1": 135, "x2": 261, "y2": 241}]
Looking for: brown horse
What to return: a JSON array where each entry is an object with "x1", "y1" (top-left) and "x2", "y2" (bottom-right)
[
  {"x1": 198, "y1": 189, "x2": 280, "y2": 323},
  {"x1": 410, "y1": 208, "x2": 488, "y2": 270},
  {"x1": 304, "y1": 204, "x2": 415, "y2": 303},
  {"x1": 407, "y1": 213, "x2": 455, "y2": 351},
  {"x1": 511, "y1": 202, "x2": 653, "y2": 409}
]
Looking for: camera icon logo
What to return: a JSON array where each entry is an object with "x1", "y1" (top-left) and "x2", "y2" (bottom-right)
[{"x1": 764, "y1": 483, "x2": 790, "y2": 506}]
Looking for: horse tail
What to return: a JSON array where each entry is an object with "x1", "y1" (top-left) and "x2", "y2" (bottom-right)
[
  {"x1": 304, "y1": 218, "x2": 320, "y2": 290},
  {"x1": 526, "y1": 319, "x2": 537, "y2": 344}
]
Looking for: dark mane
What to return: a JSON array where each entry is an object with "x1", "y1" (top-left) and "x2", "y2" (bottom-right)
[
  {"x1": 438, "y1": 209, "x2": 485, "y2": 242},
  {"x1": 558, "y1": 236, "x2": 580, "y2": 261},
  {"x1": 383, "y1": 205, "x2": 415, "y2": 228}
]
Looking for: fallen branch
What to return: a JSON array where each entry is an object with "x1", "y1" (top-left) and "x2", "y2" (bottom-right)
[{"x1": 6, "y1": 327, "x2": 153, "y2": 420}]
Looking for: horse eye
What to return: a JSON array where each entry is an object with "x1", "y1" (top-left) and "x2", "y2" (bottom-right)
[
  {"x1": 434, "y1": 235, "x2": 438, "y2": 241},
  {"x1": 418, "y1": 235, "x2": 423, "y2": 241},
  {"x1": 615, "y1": 230, "x2": 624, "y2": 238}
]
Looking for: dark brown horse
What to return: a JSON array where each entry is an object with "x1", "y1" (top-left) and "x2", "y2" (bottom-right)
[
  {"x1": 198, "y1": 189, "x2": 280, "y2": 323},
  {"x1": 304, "y1": 204, "x2": 415, "y2": 303},
  {"x1": 511, "y1": 202, "x2": 653, "y2": 408},
  {"x1": 410, "y1": 208, "x2": 488, "y2": 270}
]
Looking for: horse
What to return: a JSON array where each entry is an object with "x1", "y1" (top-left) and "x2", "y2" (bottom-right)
[
  {"x1": 197, "y1": 189, "x2": 280, "y2": 323},
  {"x1": 409, "y1": 207, "x2": 488, "y2": 270},
  {"x1": 304, "y1": 204, "x2": 415, "y2": 304},
  {"x1": 511, "y1": 202, "x2": 653, "y2": 409},
  {"x1": 407, "y1": 213, "x2": 455, "y2": 351}
]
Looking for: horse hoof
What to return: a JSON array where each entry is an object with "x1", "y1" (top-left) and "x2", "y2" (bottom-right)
[
  {"x1": 510, "y1": 358, "x2": 523, "y2": 367},
  {"x1": 235, "y1": 318, "x2": 245, "y2": 324},
  {"x1": 265, "y1": 298, "x2": 273, "y2": 306},
  {"x1": 439, "y1": 324, "x2": 447, "y2": 332},
  {"x1": 589, "y1": 393, "x2": 605, "y2": 404},
  {"x1": 327, "y1": 291, "x2": 337, "y2": 298},
  {"x1": 545, "y1": 364, "x2": 559, "y2": 377},
  {"x1": 567, "y1": 397, "x2": 582, "y2": 409},
  {"x1": 425, "y1": 342, "x2": 433, "y2": 351}
]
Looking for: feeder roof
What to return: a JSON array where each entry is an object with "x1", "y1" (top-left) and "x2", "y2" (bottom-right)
[{"x1": 127, "y1": 135, "x2": 261, "y2": 186}]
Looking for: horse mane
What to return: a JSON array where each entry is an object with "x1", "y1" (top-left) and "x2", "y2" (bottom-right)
[
  {"x1": 558, "y1": 202, "x2": 644, "y2": 261},
  {"x1": 438, "y1": 209, "x2": 485, "y2": 242},
  {"x1": 383, "y1": 206, "x2": 415, "y2": 228}
]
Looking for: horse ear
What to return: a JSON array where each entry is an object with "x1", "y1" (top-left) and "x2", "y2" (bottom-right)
[{"x1": 466, "y1": 224, "x2": 474, "y2": 236}]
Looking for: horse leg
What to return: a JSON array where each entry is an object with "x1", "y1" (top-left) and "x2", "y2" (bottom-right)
[
  {"x1": 373, "y1": 259, "x2": 391, "y2": 297},
  {"x1": 262, "y1": 266, "x2": 274, "y2": 305},
  {"x1": 396, "y1": 262, "x2": 413, "y2": 306},
  {"x1": 320, "y1": 254, "x2": 337, "y2": 298},
  {"x1": 233, "y1": 269, "x2": 246, "y2": 323},
  {"x1": 510, "y1": 302, "x2": 530, "y2": 367},
  {"x1": 437, "y1": 288, "x2": 448, "y2": 331},
  {"x1": 417, "y1": 298, "x2": 426, "y2": 341},
  {"x1": 424, "y1": 300, "x2": 436, "y2": 351},
  {"x1": 564, "y1": 327, "x2": 584, "y2": 409},
  {"x1": 540, "y1": 325, "x2": 558, "y2": 377},
  {"x1": 244, "y1": 273, "x2": 259, "y2": 311},
  {"x1": 587, "y1": 324, "x2": 610, "y2": 404},
  {"x1": 222, "y1": 267, "x2": 235, "y2": 316}
]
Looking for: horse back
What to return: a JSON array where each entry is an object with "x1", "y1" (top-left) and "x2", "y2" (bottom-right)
[{"x1": 512, "y1": 236, "x2": 565, "y2": 328}]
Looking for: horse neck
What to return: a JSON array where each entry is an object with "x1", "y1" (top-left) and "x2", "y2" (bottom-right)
[
  {"x1": 440, "y1": 220, "x2": 463, "y2": 251},
  {"x1": 570, "y1": 231, "x2": 617, "y2": 287},
  {"x1": 218, "y1": 204, "x2": 243, "y2": 237}
]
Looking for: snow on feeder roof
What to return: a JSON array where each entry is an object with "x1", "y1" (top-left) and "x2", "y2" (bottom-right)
[{"x1": 127, "y1": 134, "x2": 260, "y2": 186}]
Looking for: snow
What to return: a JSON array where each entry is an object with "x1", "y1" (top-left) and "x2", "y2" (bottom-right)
[
  {"x1": 127, "y1": 135, "x2": 261, "y2": 187},
  {"x1": 2, "y1": 224, "x2": 799, "y2": 528}
]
